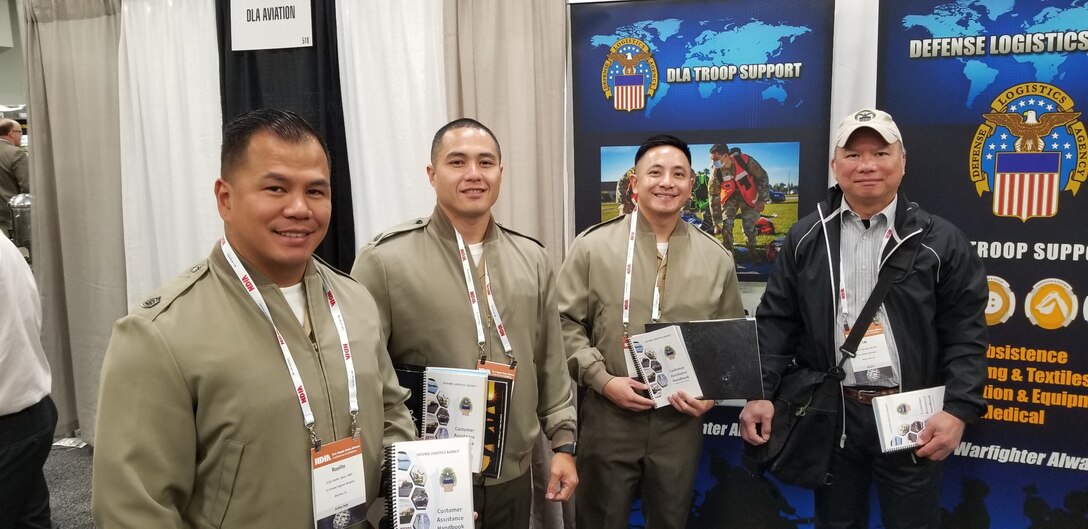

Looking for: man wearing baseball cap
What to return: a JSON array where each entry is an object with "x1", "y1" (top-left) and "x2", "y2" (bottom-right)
[{"x1": 740, "y1": 108, "x2": 988, "y2": 528}]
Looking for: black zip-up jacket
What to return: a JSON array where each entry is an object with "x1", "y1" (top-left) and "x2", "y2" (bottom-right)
[{"x1": 756, "y1": 186, "x2": 988, "y2": 424}]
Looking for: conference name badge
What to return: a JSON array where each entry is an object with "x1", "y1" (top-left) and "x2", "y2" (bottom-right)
[
  {"x1": 843, "y1": 321, "x2": 895, "y2": 383},
  {"x1": 312, "y1": 436, "x2": 367, "y2": 529}
]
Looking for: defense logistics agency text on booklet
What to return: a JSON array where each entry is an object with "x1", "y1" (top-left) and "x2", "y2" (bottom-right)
[
  {"x1": 394, "y1": 365, "x2": 488, "y2": 473},
  {"x1": 385, "y1": 437, "x2": 474, "y2": 529},
  {"x1": 871, "y1": 385, "x2": 946, "y2": 453},
  {"x1": 627, "y1": 317, "x2": 764, "y2": 407}
]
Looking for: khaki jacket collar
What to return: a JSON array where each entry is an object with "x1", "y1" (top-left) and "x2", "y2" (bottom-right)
[
  {"x1": 632, "y1": 210, "x2": 690, "y2": 244},
  {"x1": 209, "y1": 241, "x2": 321, "y2": 291},
  {"x1": 429, "y1": 204, "x2": 499, "y2": 244},
  {"x1": 630, "y1": 211, "x2": 692, "y2": 312}
]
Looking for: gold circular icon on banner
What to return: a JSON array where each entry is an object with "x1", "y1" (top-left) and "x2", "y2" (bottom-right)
[
  {"x1": 985, "y1": 276, "x2": 1016, "y2": 326},
  {"x1": 1025, "y1": 279, "x2": 1078, "y2": 330}
]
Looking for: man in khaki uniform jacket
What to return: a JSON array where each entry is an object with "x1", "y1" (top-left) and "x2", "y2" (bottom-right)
[
  {"x1": 93, "y1": 109, "x2": 415, "y2": 528},
  {"x1": 558, "y1": 134, "x2": 743, "y2": 529},
  {"x1": 352, "y1": 119, "x2": 577, "y2": 529}
]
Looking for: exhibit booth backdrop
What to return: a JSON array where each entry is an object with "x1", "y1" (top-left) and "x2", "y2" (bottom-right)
[
  {"x1": 569, "y1": 0, "x2": 1088, "y2": 527},
  {"x1": 25, "y1": 0, "x2": 1081, "y2": 527}
]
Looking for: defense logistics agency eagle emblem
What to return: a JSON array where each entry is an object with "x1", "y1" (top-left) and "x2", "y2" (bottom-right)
[
  {"x1": 970, "y1": 83, "x2": 1088, "y2": 221},
  {"x1": 601, "y1": 38, "x2": 659, "y2": 112}
]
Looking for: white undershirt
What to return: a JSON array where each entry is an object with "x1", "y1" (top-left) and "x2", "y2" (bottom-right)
[
  {"x1": 280, "y1": 283, "x2": 306, "y2": 326},
  {"x1": 0, "y1": 235, "x2": 51, "y2": 415},
  {"x1": 656, "y1": 241, "x2": 669, "y2": 259},
  {"x1": 468, "y1": 242, "x2": 484, "y2": 264}
]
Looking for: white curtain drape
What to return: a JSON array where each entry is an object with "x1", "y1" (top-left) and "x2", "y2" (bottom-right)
[
  {"x1": 444, "y1": 0, "x2": 568, "y2": 264},
  {"x1": 119, "y1": 0, "x2": 223, "y2": 307},
  {"x1": 336, "y1": 0, "x2": 447, "y2": 246},
  {"x1": 830, "y1": 0, "x2": 879, "y2": 183},
  {"x1": 20, "y1": 0, "x2": 125, "y2": 442}
]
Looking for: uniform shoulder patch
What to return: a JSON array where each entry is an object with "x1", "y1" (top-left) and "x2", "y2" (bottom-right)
[
  {"x1": 133, "y1": 260, "x2": 210, "y2": 319},
  {"x1": 496, "y1": 223, "x2": 544, "y2": 248},
  {"x1": 370, "y1": 217, "x2": 429, "y2": 245}
]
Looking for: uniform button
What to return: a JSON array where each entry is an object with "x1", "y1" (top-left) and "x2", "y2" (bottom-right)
[{"x1": 860, "y1": 265, "x2": 867, "y2": 271}]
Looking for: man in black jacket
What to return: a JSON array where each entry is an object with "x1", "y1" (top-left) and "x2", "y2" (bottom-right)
[{"x1": 739, "y1": 109, "x2": 988, "y2": 529}]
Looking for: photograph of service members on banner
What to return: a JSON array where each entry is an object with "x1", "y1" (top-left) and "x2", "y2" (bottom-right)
[{"x1": 602, "y1": 142, "x2": 799, "y2": 270}]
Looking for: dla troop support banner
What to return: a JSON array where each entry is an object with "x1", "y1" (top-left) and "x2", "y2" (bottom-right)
[
  {"x1": 570, "y1": 1, "x2": 833, "y2": 526},
  {"x1": 570, "y1": 0, "x2": 833, "y2": 282},
  {"x1": 879, "y1": 2, "x2": 1088, "y2": 527}
]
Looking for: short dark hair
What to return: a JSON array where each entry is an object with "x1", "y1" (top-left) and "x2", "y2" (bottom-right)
[
  {"x1": 430, "y1": 118, "x2": 502, "y2": 163},
  {"x1": 709, "y1": 143, "x2": 730, "y2": 155},
  {"x1": 221, "y1": 108, "x2": 329, "y2": 178},
  {"x1": 634, "y1": 134, "x2": 691, "y2": 166}
]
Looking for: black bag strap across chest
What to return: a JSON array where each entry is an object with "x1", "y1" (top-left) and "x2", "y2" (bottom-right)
[{"x1": 832, "y1": 212, "x2": 932, "y2": 380}]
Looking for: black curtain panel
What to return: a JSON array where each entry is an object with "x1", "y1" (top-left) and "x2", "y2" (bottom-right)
[{"x1": 215, "y1": 1, "x2": 356, "y2": 271}]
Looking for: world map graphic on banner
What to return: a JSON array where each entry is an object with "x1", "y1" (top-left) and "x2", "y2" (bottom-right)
[
  {"x1": 571, "y1": 0, "x2": 832, "y2": 135},
  {"x1": 905, "y1": 2, "x2": 1088, "y2": 108},
  {"x1": 591, "y1": 19, "x2": 811, "y2": 117},
  {"x1": 883, "y1": 0, "x2": 1088, "y2": 123}
]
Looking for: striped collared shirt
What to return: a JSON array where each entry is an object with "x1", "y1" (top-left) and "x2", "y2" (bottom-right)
[{"x1": 834, "y1": 196, "x2": 900, "y2": 387}]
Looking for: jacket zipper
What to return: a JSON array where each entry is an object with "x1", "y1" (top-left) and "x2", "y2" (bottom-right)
[{"x1": 306, "y1": 286, "x2": 338, "y2": 440}]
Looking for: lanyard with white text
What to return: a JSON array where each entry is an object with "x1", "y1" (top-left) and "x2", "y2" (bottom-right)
[
  {"x1": 622, "y1": 209, "x2": 662, "y2": 340},
  {"x1": 838, "y1": 225, "x2": 893, "y2": 329},
  {"x1": 220, "y1": 238, "x2": 359, "y2": 450},
  {"x1": 454, "y1": 230, "x2": 515, "y2": 364}
]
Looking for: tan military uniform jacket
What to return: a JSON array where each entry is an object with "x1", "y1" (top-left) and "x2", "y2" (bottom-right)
[
  {"x1": 352, "y1": 206, "x2": 577, "y2": 485},
  {"x1": 558, "y1": 213, "x2": 744, "y2": 392},
  {"x1": 93, "y1": 245, "x2": 415, "y2": 528}
]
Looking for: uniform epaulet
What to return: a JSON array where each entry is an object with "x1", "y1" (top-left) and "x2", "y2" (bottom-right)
[
  {"x1": 496, "y1": 222, "x2": 544, "y2": 248},
  {"x1": 368, "y1": 217, "x2": 430, "y2": 246},
  {"x1": 313, "y1": 255, "x2": 354, "y2": 280},
  {"x1": 579, "y1": 214, "x2": 627, "y2": 238},
  {"x1": 132, "y1": 260, "x2": 210, "y2": 320},
  {"x1": 691, "y1": 223, "x2": 730, "y2": 253}
]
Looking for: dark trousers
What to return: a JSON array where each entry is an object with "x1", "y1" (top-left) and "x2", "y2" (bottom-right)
[
  {"x1": 576, "y1": 391, "x2": 703, "y2": 529},
  {"x1": 473, "y1": 469, "x2": 532, "y2": 529},
  {"x1": 0, "y1": 396, "x2": 57, "y2": 529},
  {"x1": 815, "y1": 398, "x2": 943, "y2": 529}
]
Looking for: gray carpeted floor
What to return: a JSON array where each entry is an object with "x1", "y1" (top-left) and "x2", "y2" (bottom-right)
[{"x1": 45, "y1": 445, "x2": 93, "y2": 529}]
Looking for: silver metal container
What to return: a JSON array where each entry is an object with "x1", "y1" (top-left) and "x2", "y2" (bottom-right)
[{"x1": 8, "y1": 193, "x2": 31, "y2": 263}]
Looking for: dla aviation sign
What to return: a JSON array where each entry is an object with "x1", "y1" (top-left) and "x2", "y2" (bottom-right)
[{"x1": 230, "y1": 0, "x2": 313, "y2": 51}]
